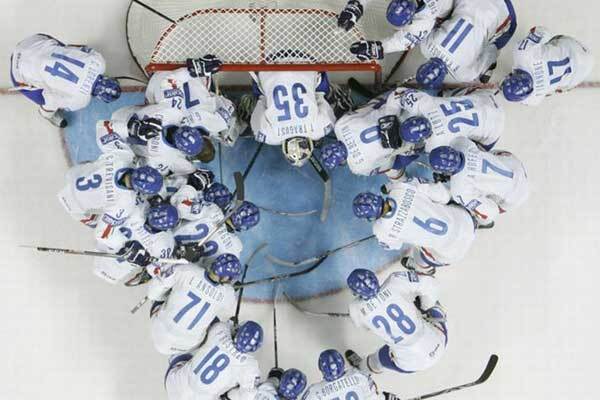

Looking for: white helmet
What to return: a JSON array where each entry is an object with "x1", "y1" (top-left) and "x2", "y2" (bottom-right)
[{"x1": 282, "y1": 137, "x2": 314, "y2": 167}]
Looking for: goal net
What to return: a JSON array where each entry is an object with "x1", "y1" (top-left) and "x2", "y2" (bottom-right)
[{"x1": 126, "y1": 0, "x2": 393, "y2": 84}]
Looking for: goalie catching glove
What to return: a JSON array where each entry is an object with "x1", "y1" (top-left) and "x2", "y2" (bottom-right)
[
  {"x1": 186, "y1": 55, "x2": 223, "y2": 78},
  {"x1": 350, "y1": 40, "x2": 385, "y2": 61},
  {"x1": 378, "y1": 115, "x2": 402, "y2": 149},
  {"x1": 337, "y1": 0, "x2": 364, "y2": 31}
]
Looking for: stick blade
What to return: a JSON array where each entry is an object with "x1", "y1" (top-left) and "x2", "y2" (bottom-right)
[{"x1": 477, "y1": 354, "x2": 499, "y2": 384}]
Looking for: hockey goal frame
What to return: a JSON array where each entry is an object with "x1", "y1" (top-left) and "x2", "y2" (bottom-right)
[{"x1": 140, "y1": 6, "x2": 383, "y2": 85}]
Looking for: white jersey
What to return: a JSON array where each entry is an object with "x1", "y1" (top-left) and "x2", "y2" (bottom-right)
[
  {"x1": 301, "y1": 368, "x2": 381, "y2": 400},
  {"x1": 166, "y1": 322, "x2": 261, "y2": 400},
  {"x1": 58, "y1": 120, "x2": 140, "y2": 247},
  {"x1": 448, "y1": 137, "x2": 529, "y2": 225},
  {"x1": 170, "y1": 185, "x2": 206, "y2": 221},
  {"x1": 335, "y1": 92, "x2": 422, "y2": 176},
  {"x1": 511, "y1": 27, "x2": 594, "y2": 106},
  {"x1": 228, "y1": 380, "x2": 279, "y2": 400},
  {"x1": 349, "y1": 270, "x2": 447, "y2": 372},
  {"x1": 420, "y1": 0, "x2": 514, "y2": 82},
  {"x1": 392, "y1": 87, "x2": 504, "y2": 151},
  {"x1": 374, "y1": 178, "x2": 475, "y2": 265},
  {"x1": 251, "y1": 71, "x2": 336, "y2": 145},
  {"x1": 173, "y1": 202, "x2": 243, "y2": 263},
  {"x1": 147, "y1": 68, "x2": 242, "y2": 146},
  {"x1": 93, "y1": 206, "x2": 176, "y2": 284},
  {"x1": 364, "y1": 0, "x2": 455, "y2": 54},
  {"x1": 11, "y1": 34, "x2": 106, "y2": 111},
  {"x1": 112, "y1": 104, "x2": 196, "y2": 177},
  {"x1": 147, "y1": 264, "x2": 236, "y2": 355}
]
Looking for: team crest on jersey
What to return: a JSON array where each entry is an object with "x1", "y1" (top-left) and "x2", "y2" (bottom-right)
[
  {"x1": 100, "y1": 133, "x2": 120, "y2": 145},
  {"x1": 163, "y1": 78, "x2": 184, "y2": 99}
]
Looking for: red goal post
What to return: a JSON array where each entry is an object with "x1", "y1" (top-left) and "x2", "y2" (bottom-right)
[{"x1": 136, "y1": 6, "x2": 382, "y2": 85}]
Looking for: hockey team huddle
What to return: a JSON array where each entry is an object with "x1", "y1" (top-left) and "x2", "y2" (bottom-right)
[{"x1": 10, "y1": 0, "x2": 594, "y2": 399}]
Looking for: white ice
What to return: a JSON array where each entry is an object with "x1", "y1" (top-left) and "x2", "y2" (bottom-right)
[{"x1": 0, "y1": 1, "x2": 599, "y2": 399}]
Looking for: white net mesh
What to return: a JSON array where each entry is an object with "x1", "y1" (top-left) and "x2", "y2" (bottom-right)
[{"x1": 127, "y1": 0, "x2": 394, "y2": 77}]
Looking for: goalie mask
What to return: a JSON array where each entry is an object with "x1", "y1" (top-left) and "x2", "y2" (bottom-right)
[{"x1": 282, "y1": 137, "x2": 314, "y2": 167}]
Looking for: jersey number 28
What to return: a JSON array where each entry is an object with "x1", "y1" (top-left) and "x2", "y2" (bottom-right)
[{"x1": 372, "y1": 304, "x2": 416, "y2": 344}]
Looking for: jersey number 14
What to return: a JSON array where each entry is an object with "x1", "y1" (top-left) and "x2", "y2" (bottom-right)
[{"x1": 44, "y1": 53, "x2": 86, "y2": 84}]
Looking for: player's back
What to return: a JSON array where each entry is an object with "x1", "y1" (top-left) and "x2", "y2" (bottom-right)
[
  {"x1": 173, "y1": 202, "x2": 225, "y2": 245},
  {"x1": 154, "y1": 265, "x2": 235, "y2": 352},
  {"x1": 257, "y1": 71, "x2": 323, "y2": 144},
  {"x1": 373, "y1": 181, "x2": 474, "y2": 255},
  {"x1": 425, "y1": 89, "x2": 504, "y2": 151},
  {"x1": 303, "y1": 368, "x2": 378, "y2": 400},
  {"x1": 179, "y1": 322, "x2": 260, "y2": 398},
  {"x1": 12, "y1": 34, "x2": 105, "y2": 106},
  {"x1": 349, "y1": 273, "x2": 426, "y2": 347}
]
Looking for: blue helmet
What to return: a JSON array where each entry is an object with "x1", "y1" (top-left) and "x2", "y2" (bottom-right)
[
  {"x1": 204, "y1": 183, "x2": 233, "y2": 210},
  {"x1": 400, "y1": 116, "x2": 432, "y2": 143},
  {"x1": 131, "y1": 166, "x2": 163, "y2": 195},
  {"x1": 174, "y1": 126, "x2": 204, "y2": 156},
  {"x1": 353, "y1": 192, "x2": 384, "y2": 221},
  {"x1": 416, "y1": 58, "x2": 448, "y2": 89},
  {"x1": 320, "y1": 141, "x2": 348, "y2": 170},
  {"x1": 318, "y1": 349, "x2": 345, "y2": 382},
  {"x1": 147, "y1": 204, "x2": 179, "y2": 231},
  {"x1": 347, "y1": 268, "x2": 380, "y2": 300},
  {"x1": 230, "y1": 201, "x2": 260, "y2": 231},
  {"x1": 209, "y1": 253, "x2": 242, "y2": 283},
  {"x1": 429, "y1": 146, "x2": 465, "y2": 175},
  {"x1": 92, "y1": 75, "x2": 121, "y2": 103},
  {"x1": 501, "y1": 69, "x2": 534, "y2": 102},
  {"x1": 279, "y1": 369, "x2": 307, "y2": 400},
  {"x1": 386, "y1": 0, "x2": 417, "y2": 27},
  {"x1": 234, "y1": 321, "x2": 263, "y2": 353}
]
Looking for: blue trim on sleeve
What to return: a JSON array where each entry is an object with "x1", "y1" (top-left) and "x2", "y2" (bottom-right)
[
  {"x1": 10, "y1": 56, "x2": 46, "y2": 106},
  {"x1": 494, "y1": 0, "x2": 518, "y2": 50},
  {"x1": 479, "y1": 140, "x2": 498, "y2": 151},
  {"x1": 164, "y1": 353, "x2": 193, "y2": 385},
  {"x1": 378, "y1": 345, "x2": 415, "y2": 374},
  {"x1": 392, "y1": 154, "x2": 420, "y2": 170},
  {"x1": 316, "y1": 72, "x2": 331, "y2": 94}
]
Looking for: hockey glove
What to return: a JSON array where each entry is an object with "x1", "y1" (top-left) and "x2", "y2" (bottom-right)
[
  {"x1": 433, "y1": 172, "x2": 450, "y2": 183},
  {"x1": 350, "y1": 40, "x2": 384, "y2": 61},
  {"x1": 338, "y1": 0, "x2": 364, "y2": 31},
  {"x1": 127, "y1": 115, "x2": 162, "y2": 141},
  {"x1": 186, "y1": 55, "x2": 223, "y2": 78},
  {"x1": 378, "y1": 115, "x2": 402, "y2": 149},
  {"x1": 268, "y1": 367, "x2": 285, "y2": 384},
  {"x1": 147, "y1": 195, "x2": 167, "y2": 208},
  {"x1": 187, "y1": 168, "x2": 215, "y2": 191},
  {"x1": 118, "y1": 240, "x2": 152, "y2": 267}
]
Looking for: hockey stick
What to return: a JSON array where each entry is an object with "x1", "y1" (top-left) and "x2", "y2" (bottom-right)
[
  {"x1": 308, "y1": 155, "x2": 332, "y2": 222},
  {"x1": 386, "y1": 355, "x2": 499, "y2": 400},
  {"x1": 258, "y1": 206, "x2": 318, "y2": 218},
  {"x1": 233, "y1": 242, "x2": 268, "y2": 326},
  {"x1": 272, "y1": 285, "x2": 281, "y2": 368},
  {"x1": 383, "y1": 50, "x2": 411, "y2": 85},
  {"x1": 231, "y1": 141, "x2": 264, "y2": 199},
  {"x1": 132, "y1": 0, "x2": 176, "y2": 23},
  {"x1": 234, "y1": 256, "x2": 328, "y2": 289},
  {"x1": 283, "y1": 293, "x2": 349, "y2": 318},
  {"x1": 266, "y1": 234, "x2": 376, "y2": 268},
  {"x1": 20, "y1": 245, "x2": 185, "y2": 265}
]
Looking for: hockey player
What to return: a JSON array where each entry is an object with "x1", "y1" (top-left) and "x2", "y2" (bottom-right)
[
  {"x1": 146, "y1": 55, "x2": 246, "y2": 147},
  {"x1": 346, "y1": 0, "x2": 454, "y2": 59},
  {"x1": 301, "y1": 350, "x2": 382, "y2": 400},
  {"x1": 345, "y1": 268, "x2": 448, "y2": 374},
  {"x1": 93, "y1": 203, "x2": 178, "y2": 285},
  {"x1": 173, "y1": 201, "x2": 260, "y2": 265},
  {"x1": 390, "y1": 87, "x2": 505, "y2": 151},
  {"x1": 428, "y1": 138, "x2": 529, "y2": 228},
  {"x1": 501, "y1": 26, "x2": 594, "y2": 106},
  {"x1": 320, "y1": 92, "x2": 433, "y2": 177},
  {"x1": 352, "y1": 177, "x2": 475, "y2": 274},
  {"x1": 415, "y1": 0, "x2": 517, "y2": 87},
  {"x1": 226, "y1": 368, "x2": 307, "y2": 400},
  {"x1": 146, "y1": 254, "x2": 241, "y2": 355},
  {"x1": 58, "y1": 120, "x2": 164, "y2": 248},
  {"x1": 247, "y1": 54, "x2": 339, "y2": 167},
  {"x1": 165, "y1": 321, "x2": 263, "y2": 400},
  {"x1": 10, "y1": 34, "x2": 121, "y2": 127}
]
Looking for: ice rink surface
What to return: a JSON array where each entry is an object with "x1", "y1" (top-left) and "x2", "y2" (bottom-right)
[{"x1": 1, "y1": 1, "x2": 599, "y2": 399}]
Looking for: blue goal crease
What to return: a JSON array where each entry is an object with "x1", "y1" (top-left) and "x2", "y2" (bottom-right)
[{"x1": 63, "y1": 93, "x2": 431, "y2": 301}]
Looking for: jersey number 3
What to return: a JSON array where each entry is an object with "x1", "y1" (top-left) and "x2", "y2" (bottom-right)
[{"x1": 75, "y1": 174, "x2": 102, "y2": 191}]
